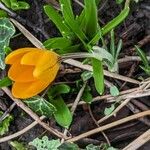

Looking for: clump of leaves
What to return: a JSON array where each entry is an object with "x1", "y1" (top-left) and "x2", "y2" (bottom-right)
[
  {"x1": 30, "y1": 136, "x2": 118, "y2": 150},
  {"x1": 29, "y1": 136, "x2": 61, "y2": 150},
  {"x1": 44, "y1": 0, "x2": 131, "y2": 95},
  {"x1": 135, "y1": 45, "x2": 150, "y2": 75},
  {"x1": 0, "y1": 111, "x2": 13, "y2": 135}
]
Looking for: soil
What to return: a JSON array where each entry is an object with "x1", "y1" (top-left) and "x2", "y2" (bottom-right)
[{"x1": 0, "y1": 0, "x2": 150, "y2": 149}]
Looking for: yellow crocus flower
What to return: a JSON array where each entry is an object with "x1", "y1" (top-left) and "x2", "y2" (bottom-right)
[{"x1": 5, "y1": 48, "x2": 60, "y2": 99}]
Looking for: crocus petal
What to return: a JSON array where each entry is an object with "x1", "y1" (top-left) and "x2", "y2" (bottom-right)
[
  {"x1": 5, "y1": 48, "x2": 42, "y2": 64},
  {"x1": 21, "y1": 50, "x2": 43, "y2": 66},
  {"x1": 8, "y1": 62, "x2": 36, "y2": 82},
  {"x1": 12, "y1": 80, "x2": 50, "y2": 99},
  {"x1": 37, "y1": 62, "x2": 60, "y2": 80},
  {"x1": 33, "y1": 51, "x2": 59, "y2": 78}
]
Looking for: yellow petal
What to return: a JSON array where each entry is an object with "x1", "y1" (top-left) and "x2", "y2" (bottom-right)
[
  {"x1": 38, "y1": 62, "x2": 60, "y2": 80},
  {"x1": 8, "y1": 61, "x2": 36, "y2": 82},
  {"x1": 5, "y1": 48, "x2": 42, "y2": 64},
  {"x1": 12, "y1": 63, "x2": 60, "y2": 99},
  {"x1": 21, "y1": 50, "x2": 43, "y2": 65},
  {"x1": 33, "y1": 50, "x2": 59, "y2": 78},
  {"x1": 12, "y1": 80, "x2": 50, "y2": 99}
]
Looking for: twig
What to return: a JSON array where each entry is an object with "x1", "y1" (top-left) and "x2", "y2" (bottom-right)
[
  {"x1": 0, "y1": 102, "x2": 16, "y2": 122},
  {"x1": 64, "y1": 59, "x2": 140, "y2": 85},
  {"x1": 67, "y1": 87, "x2": 140, "y2": 107},
  {"x1": 73, "y1": 0, "x2": 84, "y2": 8},
  {"x1": 122, "y1": 129, "x2": 150, "y2": 150},
  {"x1": 67, "y1": 110, "x2": 150, "y2": 142},
  {"x1": 97, "y1": 98, "x2": 131, "y2": 124},
  {"x1": 61, "y1": 82, "x2": 87, "y2": 143},
  {"x1": 0, "y1": 116, "x2": 45, "y2": 143},
  {"x1": 88, "y1": 105, "x2": 111, "y2": 146},
  {"x1": 2, "y1": 87, "x2": 67, "y2": 139}
]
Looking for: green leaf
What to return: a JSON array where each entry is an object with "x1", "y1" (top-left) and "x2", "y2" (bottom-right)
[
  {"x1": 82, "y1": 90, "x2": 93, "y2": 104},
  {"x1": 1, "y1": 0, "x2": 11, "y2": 8},
  {"x1": 44, "y1": 37, "x2": 72, "y2": 50},
  {"x1": 89, "y1": 3, "x2": 130, "y2": 45},
  {"x1": 29, "y1": 136, "x2": 61, "y2": 150},
  {"x1": 116, "y1": 0, "x2": 124, "y2": 4},
  {"x1": 104, "y1": 104, "x2": 115, "y2": 116},
  {"x1": 92, "y1": 46, "x2": 114, "y2": 64},
  {"x1": 84, "y1": 0, "x2": 98, "y2": 39},
  {"x1": 0, "y1": 18, "x2": 15, "y2": 69},
  {"x1": 44, "y1": 5, "x2": 72, "y2": 38},
  {"x1": 110, "y1": 86, "x2": 119, "y2": 96},
  {"x1": 10, "y1": 141, "x2": 26, "y2": 150},
  {"x1": 81, "y1": 71, "x2": 93, "y2": 82},
  {"x1": 0, "y1": 77, "x2": 12, "y2": 87},
  {"x1": 101, "y1": 6, "x2": 130, "y2": 36},
  {"x1": 110, "y1": 29, "x2": 115, "y2": 58},
  {"x1": 60, "y1": 0, "x2": 88, "y2": 45},
  {"x1": 86, "y1": 144, "x2": 100, "y2": 150},
  {"x1": 50, "y1": 97, "x2": 72, "y2": 128},
  {"x1": 24, "y1": 96, "x2": 56, "y2": 117},
  {"x1": 11, "y1": 1, "x2": 30, "y2": 10},
  {"x1": 0, "y1": 10, "x2": 8, "y2": 18},
  {"x1": 92, "y1": 59, "x2": 104, "y2": 95},
  {"x1": 48, "y1": 84, "x2": 70, "y2": 99},
  {"x1": 135, "y1": 45, "x2": 149, "y2": 68},
  {"x1": 0, "y1": 111, "x2": 13, "y2": 135},
  {"x1": 59, "y1": 142, "x2": 79, "y2": 150}
]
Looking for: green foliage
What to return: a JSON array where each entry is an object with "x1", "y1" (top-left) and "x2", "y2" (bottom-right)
[
  {"x1": 10, "y1": 141, "x2": 27, "y2": 150},
  {"x1": 50, "y1": 96, "x2": 72, "y2": 128},
  {"x1": 110, "y1": 86, "x2": 119, "y2": 96},
  {"x1": 0, "y1": 18, "x2": 15, "y2": 69},
  {"x1": 0, "y1": 111, "x2": 13, "y2": 135},
  {"x1": 44, "y1": 0, "x2": 131, "y2": 95},
  {"x1": 104, "y1": 104, "x2": 115, "y2": 116},
  {"x1": 48, "y1": 84, "x2": 72, "y2": 128},
  {"x1": 59, "y1": 142, "x2": 80, "y2": 150},
  {"x1": 1, "y1": 0, "x2": 30, "y2": 11},
  {"x1": 135, "y1": 45, "x2": 150, "y2": 75},
  {"x1": 24, "y1": 96, "x2": 56, "y2": 117},
  {"x1": 0, "y1": 10, "x2": 7, "y2": 18},
  {"x1": 29, "y1": 136, "x2": 61, "y2": 150},
  {"x1": 0, "y1": 77, "x2": 12, "y2": 87},
  {"x1": 86, "y1": 144, "x2": 100, "y2": 150}
]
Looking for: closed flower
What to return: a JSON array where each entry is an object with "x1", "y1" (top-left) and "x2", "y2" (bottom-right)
[{"x1": 5, "y1": 48, "x2": 60, "y2": 99}]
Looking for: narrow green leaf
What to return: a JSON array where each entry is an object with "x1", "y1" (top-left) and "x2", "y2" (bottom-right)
[
  {"x1": 44, "y1": 5, "x2": 72, "y2": 37},
  {"x1": 25, "y1": 96, "x2": 56, "y2": 117},
  {"x1": 50, "y1": 97, "x2": 72, "y2": 128},
  {"x1": 0, "y1": 77, "x2": 12, "y2": 87},
  {"x1": 44, "y1": 37, "x2": 72, "y2": 50},
  {"x1": 115, "y1": 39, "x2": 122, "y2": 61},
  {"x1": 84, "y1": 0, "x2": 98, "y2": 39},
  {"x1": 92, "y1": 59, "x2": 104, "y2": 95},
  {"x1": 110, "y1": 29, "x2": 115, "y2": 58},
  {"x1": 135, "y1": 45, "x2": 149, "y2": 68},
  {"x1": 81, "y1": 71, "x2": 93, "y2": 82},
  {"x1": 60, "y1": 0, "x2": 88, "y2": 45},
  {"x1": 88, "y1": 3, "x2": 130, "y2": 45},
  {"x1": 101, "y1": 7, "x2": 130, "y2": 35}
]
